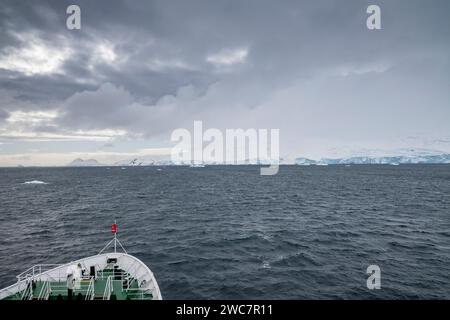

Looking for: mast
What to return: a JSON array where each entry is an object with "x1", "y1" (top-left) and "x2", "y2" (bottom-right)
[
  {"x1": 99, "y1": 221, "x2": 126, "y2": 254},
  {"x1": 114, "y1": 220, "x2": 117, "y2": 253}
]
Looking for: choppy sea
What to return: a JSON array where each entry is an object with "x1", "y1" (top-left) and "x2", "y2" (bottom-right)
[{"x1": 0, "y1": 165, "x2": 449, "y2": 299}]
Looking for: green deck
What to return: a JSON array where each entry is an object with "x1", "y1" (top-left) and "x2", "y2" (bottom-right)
[{"x1": 3, "y1": 268, "x2": 153, "y2": 300}]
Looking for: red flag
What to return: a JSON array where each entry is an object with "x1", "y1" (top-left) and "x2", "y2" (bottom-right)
[{"x1": 111, "y1": 223, "x2": 117, "y2": 234}]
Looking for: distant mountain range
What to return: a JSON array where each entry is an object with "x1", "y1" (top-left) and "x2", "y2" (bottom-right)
[
  {"x1": 295, "y1": 154, "x2": 450, "y2": 165},
  {"x1": 113, "y1": 158, "x2": 177, "y2": 166},
  {"x1": 67, "y1": 151, "x2": 450, "y2": 167}
]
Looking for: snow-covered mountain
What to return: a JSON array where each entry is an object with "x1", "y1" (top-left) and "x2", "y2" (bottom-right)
[
  {"x1": 67, "y1": 158, "x2": 105, "y2": 167},
  {"x1": 113, "y1": 157, "x2": 177, "y2": 166},
  {"x1": 111, "y1": 157, "x2": 289, "y2": 166},
  {"x1": 295, "y1": 157, "x2": 317, "y2": 166},
  {"x1": 68, "y1": 148, "x2": 450, "y2": 167},
  {"x1": 295, "y1": 151, "x2": 450, "y2": 165}
]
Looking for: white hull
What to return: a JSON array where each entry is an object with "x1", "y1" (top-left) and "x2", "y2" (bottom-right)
[{"x1": 0, "y1": 252, "x2": 162, "y2": 300}]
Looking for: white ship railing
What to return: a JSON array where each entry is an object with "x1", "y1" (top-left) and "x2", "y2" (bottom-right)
[
  {"x1": 20, "y1": 280, "x2": 33, "y2": 300},
  {"x1": 37, "y1": 280, "x2": 50, "y2": 300},
  {"x1": 16, "y1": 264, "x2": 63, "y2": 282},
  {"x1": 48, "y1": 283, "x2": 67, "y2": 296},
  {"x1": 125, "y1": 288, "x2": 153, "y2": 300},
  {"x1": 85, "y1": 277, "x2": 95, "y2": 300},
  {"x1": 96, "y1": 266, "x2": 127, "y2": 280},
  {"x1": 126, "y1": 260, "x2": 142, "y2": 289},
  {"x1": 103, "y1": 276, "x2": 113, "y2": 300},
  {"x1": 49, "y1": 278, "x2": 93, "y2": 299}
]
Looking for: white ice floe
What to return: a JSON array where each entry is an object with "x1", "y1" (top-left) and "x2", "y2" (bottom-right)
[{"x1": 23, "y1": 180, "x2": 48, "y2": 184}]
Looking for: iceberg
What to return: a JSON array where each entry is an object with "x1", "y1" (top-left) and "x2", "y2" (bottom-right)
[{"x1": 23, "y1": 180, "x2": 47, "y2": 184}]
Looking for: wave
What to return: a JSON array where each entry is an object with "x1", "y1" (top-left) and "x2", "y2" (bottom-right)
[
  {"x1": 23, "y1": 180, "x2": 48, "y2": 185},
  {"x1": 272, "y1": 251, "x2": 321, "y2": 268}
]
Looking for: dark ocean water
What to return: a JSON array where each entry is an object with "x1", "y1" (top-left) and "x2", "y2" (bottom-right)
[{"x1": 0, "y1": 165, "x2": 449, "y2": 299}]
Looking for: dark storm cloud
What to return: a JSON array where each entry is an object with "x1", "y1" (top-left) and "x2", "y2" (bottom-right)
[
  {"x1": 1, "y1": 0, "x2": 449, "y2": 101},
  {"x1": 0, "y1": 0, "x2": 449, "y2": 155}
]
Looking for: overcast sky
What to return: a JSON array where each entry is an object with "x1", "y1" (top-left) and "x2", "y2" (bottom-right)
[{"x1": 0, "y1": 0, "x2": 449, "y2": 166}]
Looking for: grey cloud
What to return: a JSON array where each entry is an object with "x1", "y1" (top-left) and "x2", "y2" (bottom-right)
[
  {"x1": 0, "y1": 0, "x2": 449, "y2": 158},
  {"x1": 58, "y1": 83, "x2": 136, "y2": 130},
  {"x1": 0, "y1": 108, "x2": 9, "y2": 121},
  {"x1": 56, "y1": 82, "x2": 204, "y2": 137},
  {"x1": 1, "y1": 0, "x2": 449, "y2": 105}
]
